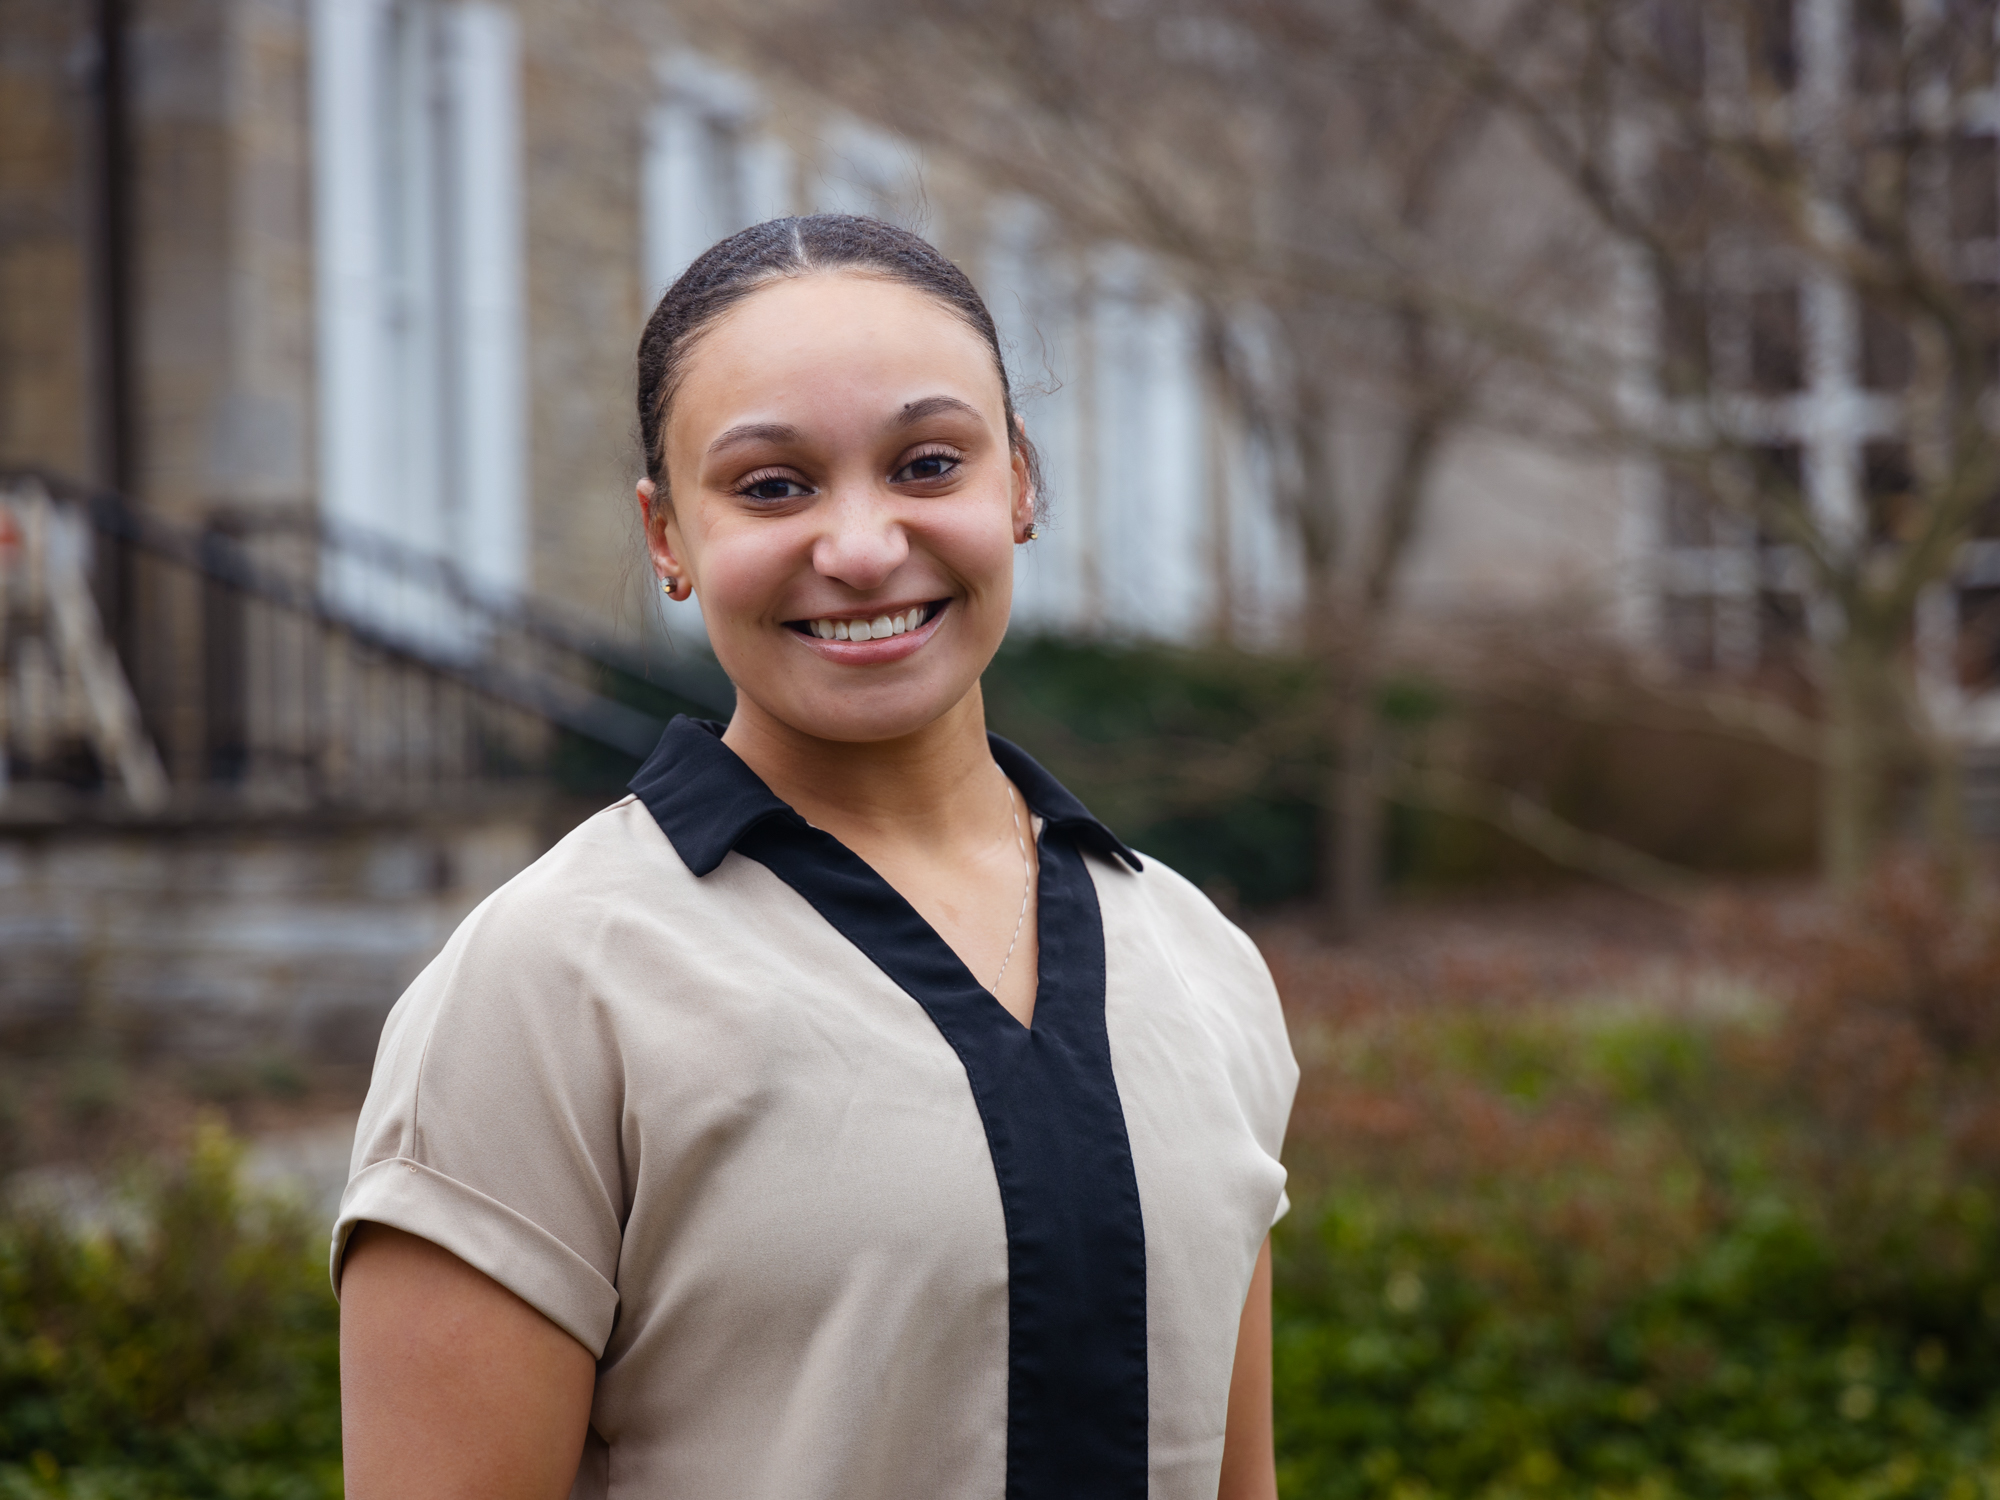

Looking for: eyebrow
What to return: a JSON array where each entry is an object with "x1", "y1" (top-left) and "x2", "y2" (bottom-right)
[
  {"x1": 896, "y1": 395, "x2": 983, "y2": 427},
  {"x1": 705, "y1": 421, "x2": 802, "y2": 459},
  {"x1": 703, "y1": 398, "x2": 982, "y2": 461}
]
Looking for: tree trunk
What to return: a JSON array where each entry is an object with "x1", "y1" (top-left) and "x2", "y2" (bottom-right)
[
  {"x1": 1332, "y1": 650, "x2": 1382, "y2": 938},
  {"x1": 1906, "y1": 643, "x2": 1972, "y2": 900},
  {"x1": 1922, "y1": 733, "x2": 1970, "y2": 902},
  {"x1": 1819, "y1": 628, "x2": 1902, "y2": 890}
]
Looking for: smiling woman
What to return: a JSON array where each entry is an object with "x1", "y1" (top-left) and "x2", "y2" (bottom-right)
[{"x1": 331, "y1": 215, "x2": 1297, "y2": 1500}]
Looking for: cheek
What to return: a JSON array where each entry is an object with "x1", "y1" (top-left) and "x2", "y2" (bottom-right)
[
  {"x1": 688, "y1": 518, "x2": 804, "y2": 619},
  {"x1": 925, "y1": 490, "x2": 1017, "y2": 586}
]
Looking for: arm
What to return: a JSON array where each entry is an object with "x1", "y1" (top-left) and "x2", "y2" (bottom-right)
[
  {"x1": 1217, "y1": 1235, "x2": 1278, "y2": 1500},
  {"x1": 340, "y1": 1223, "x2": 598, "y2": 1500}
]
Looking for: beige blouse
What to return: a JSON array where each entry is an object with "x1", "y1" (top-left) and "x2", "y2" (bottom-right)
[{"x1": 335, "y1": 717, "x2": 1297, "y2": 1500}]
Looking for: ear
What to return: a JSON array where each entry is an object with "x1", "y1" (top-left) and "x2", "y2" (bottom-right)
[
  {"x1": 1009, "y1": 417, "x2": 1037, "y2": 541},
  {"x1": 638, "y1": 478, "x2": 692, "y2": 592}
]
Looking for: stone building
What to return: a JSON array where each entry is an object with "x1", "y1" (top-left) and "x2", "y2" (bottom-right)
[
  {"x1": 4, "y1": 0, "x2": 1632, "y2": 666},
  {"x1": 10, "y1": 0, "x2": 1995, "y2": 1046}
]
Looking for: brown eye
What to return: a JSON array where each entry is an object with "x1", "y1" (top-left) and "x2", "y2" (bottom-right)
[
  {"x1": 893, "y1": 453, "x2": 959, "y2": 484},
  {"x1": 739, "y1": 476, "x2": 811, "y2": 502}
]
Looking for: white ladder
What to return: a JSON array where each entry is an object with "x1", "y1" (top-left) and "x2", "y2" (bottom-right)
[{"x1": 0, "y1": 478, "x2": 169, "y2": 811}]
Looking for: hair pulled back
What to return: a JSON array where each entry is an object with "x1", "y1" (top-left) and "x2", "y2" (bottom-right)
[{"x1": 636, "y1": 214, "x2": 1040, "y2": 508}]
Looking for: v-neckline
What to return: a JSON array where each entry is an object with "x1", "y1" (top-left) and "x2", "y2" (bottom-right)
[
  {"x1": 627, "y1": 715, "x2": 1152, "y2": 1496},
  {"x1": 785, "y1": 811, "x2": 1048, "y2": 1034},
  {"x1": 797, "y1": 811, "x2": 1045, "y2": 1031}
]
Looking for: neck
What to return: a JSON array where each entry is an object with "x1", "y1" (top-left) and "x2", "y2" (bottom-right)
[{"x1": 721, "y1": 686, "x2": 1002, "y2": 851}]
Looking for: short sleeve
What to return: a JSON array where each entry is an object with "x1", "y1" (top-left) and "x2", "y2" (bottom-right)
[
  {"x1": 1202, "y1": 908, "x2": 1299, "y2": 1240},
  {"x1": 332, "y1": 857, "x2": 633, "y2": 1357}
]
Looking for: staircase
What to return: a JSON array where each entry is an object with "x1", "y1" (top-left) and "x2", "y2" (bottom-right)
[{"x1": 0, "y1": 470, "x2": 730, "y2": 1057}]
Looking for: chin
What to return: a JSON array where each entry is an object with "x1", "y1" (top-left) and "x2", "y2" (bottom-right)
[
  {"x1": 780, "y1": 692, "x2": 965, "y2": 745},
  {"x1": 755, "y1": 663, "x2": 979, "y2": 745}
]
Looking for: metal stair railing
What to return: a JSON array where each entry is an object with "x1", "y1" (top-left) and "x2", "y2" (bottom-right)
[{"x1": 1, "y1": 469, "x2": 729, "y2": 813}]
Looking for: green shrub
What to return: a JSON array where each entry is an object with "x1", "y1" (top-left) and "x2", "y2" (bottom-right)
[
  {"x1": 1272, "y1": 873, "x2": 2000, "y2": 1498},
  {"x1": 0, "y1": 1120, "x2": 341, "y2": 1498},
  {"x1": 1275, "y1": 1190, "x2": 2000, "y2": 1500},
  {"x1": 983, "y1": 635, "x2": 1324, "y2": 904},
  {"x1": 982, "y1": 635, "x2": 1819, "y2": 904}
]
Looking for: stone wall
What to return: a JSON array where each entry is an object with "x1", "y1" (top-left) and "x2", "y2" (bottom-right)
[
  {"x1": 0, "y1": 0, "x2": 98, "y2": 481},
  {"x1": 0, "y1": 811, "x2": 542, "y2": 1062}
]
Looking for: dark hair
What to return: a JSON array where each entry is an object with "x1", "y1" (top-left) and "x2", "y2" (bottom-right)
[{"x1": 636, "y1": 214, "x2": 1041, "y2": 510}]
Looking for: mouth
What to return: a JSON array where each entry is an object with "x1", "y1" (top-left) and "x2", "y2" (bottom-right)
[
  {"x1": 782, "y1": 599, "x2": 951, "y2": 662},
  {"x1": 785, "y1": 599, "x2": 949, "y2": 642}
]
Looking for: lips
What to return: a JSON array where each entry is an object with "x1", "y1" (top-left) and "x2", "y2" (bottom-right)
[
  {"x1": 787, "y1": 599, "x2": 951, "y2": 661},
  {"x1": 788, "y1": 600, "x2": 947, "y2": 641}
]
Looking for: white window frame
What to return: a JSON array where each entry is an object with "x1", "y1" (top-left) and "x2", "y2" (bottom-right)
[
  {"x1": 1638, "y1": 0, "x2": 2000, "y2": 745},
  {"x1": 642, "y1": 51, "x2": 792, "y2": 300},
  {"x1": 311, "y1": 0, "x2": 528, "y2": 646}
]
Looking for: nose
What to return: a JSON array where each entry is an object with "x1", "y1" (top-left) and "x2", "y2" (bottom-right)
[{"x1": 811, "y1": 486, "x2": 909, "y2": 592}]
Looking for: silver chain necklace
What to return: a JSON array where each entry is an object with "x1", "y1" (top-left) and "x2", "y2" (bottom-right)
[{"x1": 990, "y1": 776, "x2": 1033, "y2": 994}]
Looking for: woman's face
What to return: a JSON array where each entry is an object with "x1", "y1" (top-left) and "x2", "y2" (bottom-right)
[{"x1": 643, "y1": 272, "x2": 1032, "y2": 744}]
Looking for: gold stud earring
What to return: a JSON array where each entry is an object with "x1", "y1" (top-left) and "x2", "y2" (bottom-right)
[
  {"x1": 1023, "y1": 523, "x2": 1041, "y2": 542},
  {"x1": 661, "y1": 577, "x2": 677, "y2": 596}
]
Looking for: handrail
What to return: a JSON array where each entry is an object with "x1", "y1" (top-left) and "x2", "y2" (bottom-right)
[
  {"x1": 2, "y1": 469, "x2": 729, "y2": 785},
  {"x1": 195, "y1": 493, "x2": 734, "y2": 713}
]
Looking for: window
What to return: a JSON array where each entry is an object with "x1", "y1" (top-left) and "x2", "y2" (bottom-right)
[
  {"x1": 1859, "y1": 298, "x2": 1913, "y2": 390},
  {"x1": 1652, "y1": 0, "x2": 1704, "y2": 93},
  {"x1": 1961, "y1": 281, "x2": 2000, "y2": 387},
  {"x1": 1642, "y1": 0, "x2": 2000, "y2": 735},
  {"x1": 642, "y1": 53, "x2": 792, "y2": 298},
  {"x1": 1749, "y1": 0, "x2": 1798, "y2": 91},
  {"x1": 1976, "y1": 481, "x2": 2000, "y2": 539},
  {"x1": 1962, "y1": 586, "x2": 2000, "y2": 688},
  {"x1": 1663, "y1": 469, "x2": 1718, "y2": 547},
  {"x1": 1745, "y1": 285, "x2": 1804, "y2": 393},
  {"x1": 812, "y1": 119, "x2": 925, "y2": 229},
  {"x1": 1853, "y1": 0, "x2": 1903, "y2": 94},
  {"x1": 1943, "y1": 0, "x2": 1998, "y2": 94},
  {"x1": 1863, "y1": 441, "x2": 1917, "y2": 543},
  {"x1": 1659, "y1": 272, "x2": 1711, "y2": 393},
  {"x1": 1949, "y1": 135, "x2": 1999, "y2": 243},
  {"x1": 311, "y1": 0, "x2": 528, "y2": 639},
  {"x1": 1749, "y1": 442, "x2": 1803, "y2": 516}
]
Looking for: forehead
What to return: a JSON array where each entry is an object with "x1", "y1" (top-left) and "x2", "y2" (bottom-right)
[{"x1": 669, "y1": 272, "x2": 1005, "y2": 439}]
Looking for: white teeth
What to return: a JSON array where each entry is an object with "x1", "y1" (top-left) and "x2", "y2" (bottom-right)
[{"x1": 805, "y1": 608, "x2": 939, "y2": 641}]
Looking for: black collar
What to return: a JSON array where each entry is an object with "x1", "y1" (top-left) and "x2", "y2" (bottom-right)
[{"x1": 629, "y1": 716, "x2": 1142, "y2": 877}]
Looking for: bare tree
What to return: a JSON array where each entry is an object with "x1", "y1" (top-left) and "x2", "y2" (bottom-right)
[
  {"x1": 696, "y1": 0, "x2": 1585, "y2": 930},
  {"x1": 1377, "y1": 0, "x2": 2000, "y2": 889}
]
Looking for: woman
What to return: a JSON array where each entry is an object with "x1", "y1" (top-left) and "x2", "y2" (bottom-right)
[{"x1": 335, "y1": 214, "x2": 1297, "y2": 1500}]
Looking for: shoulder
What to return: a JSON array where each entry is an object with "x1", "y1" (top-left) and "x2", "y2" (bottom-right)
[
  {"x1": 439, "y1": 794, "x2": 694, "y2": 964},
  {"x1": 483, "y1": 794, "x2": 687, "y2": 924},
  {"x1": 1098, "y1": 845, "x2": 1274, "y2": 989},
  {"x1": 373, "y1": 796, "x2": 688, "y2": 1046},
  {"x1": 1089, "y1": 844, "x2": 1300, "y2": 1157},
  {"x1": 1088, "y1": 844, "x2": 1295, "y2": 1071}
]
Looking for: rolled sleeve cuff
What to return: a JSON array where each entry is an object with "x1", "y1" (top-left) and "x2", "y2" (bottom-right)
[{"x1": 331, "y1": 1157, "x2": 619, "y2": 1358}]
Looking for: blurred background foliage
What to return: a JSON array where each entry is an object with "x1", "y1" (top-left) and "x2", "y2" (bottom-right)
[
  {"x1": 1272, "y1": 869, "x2": 2000, "y2": 1500},
  {"x1": 978, "y1": 637, "x2": 1819, "y2": 908},
  {"x1": 6, "y1": 874, "x2": 1997, "y2": 1497},
  {"x1": 549, "y1": 634, "x2": 1824, "y2": 911},
  {"x1": 0, "y1": 1123, "x2": 339, "y2": 1499}
]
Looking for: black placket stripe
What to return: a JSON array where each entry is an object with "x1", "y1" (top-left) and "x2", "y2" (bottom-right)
[
  {"x1": 628, "y1": 718, "x2": 1150, "y2": 1497},
  {"x1": 732, "y1": 818, "x2": 1150, "y2": 1500}
]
